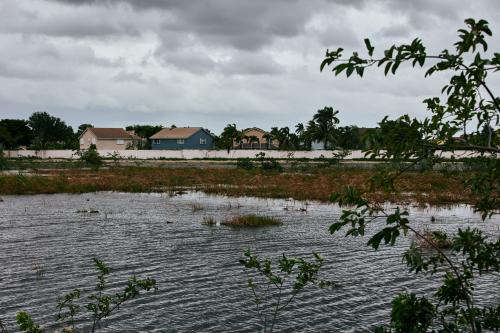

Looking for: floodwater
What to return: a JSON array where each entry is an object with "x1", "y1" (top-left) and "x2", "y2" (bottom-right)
[{"x1": 0, "y1": 192, "x2": 499, "y2": 332}]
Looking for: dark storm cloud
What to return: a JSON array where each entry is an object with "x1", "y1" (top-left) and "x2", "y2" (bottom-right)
[
  {"x1": 44, "y1": 0, "x2": 340, "y2": 49},
  {"x1": 0, "y1": 1, "x2": 142, "y2": 38}
]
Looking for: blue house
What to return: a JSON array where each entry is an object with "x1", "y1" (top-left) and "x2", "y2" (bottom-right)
[{"x1": 150, "y1": 127, "x2": 215, "y2": 150}]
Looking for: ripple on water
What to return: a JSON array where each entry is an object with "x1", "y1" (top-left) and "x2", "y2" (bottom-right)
[{"x1": 0, "y1": 192, "x2": 499, "y2": 332}]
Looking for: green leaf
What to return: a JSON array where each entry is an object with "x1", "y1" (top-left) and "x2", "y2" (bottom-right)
[
  {"x1": 384, "y1": 62, "x2": 392, "y2": 76},
  {"x1": 364, "y1": 38, "x2": 375, "y2": 57}
]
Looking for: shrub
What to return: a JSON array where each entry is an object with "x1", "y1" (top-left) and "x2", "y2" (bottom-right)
[
  {"x1": 79, "y1": 145, "x2": 103, "y2": 170},
  {"x1": 236, "y1": 158, "x2": 255, "y2": 170},
  {"x1": 260, "y1": 159, "x2": 283, "y2": 172}
]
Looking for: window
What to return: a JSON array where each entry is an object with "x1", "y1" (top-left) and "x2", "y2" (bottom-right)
[
  {"x1": 177, "y1": 139, "x2": 185, "y2": 144},
  {"x1": 80, "y1": 138, "x2": 84, "y2": 144},
  {"x1": 153, "y1": 139, "x2": 161, "y2": 144},
  {"x1": 116, "y1": 139, "x2": 125, "y2": 145},
  {"x1": 91, "y1": 137, "x2": 96, "y2": 144},
  {"x1": 200, "y1": 138, "x2": 207, "y2": 145}
]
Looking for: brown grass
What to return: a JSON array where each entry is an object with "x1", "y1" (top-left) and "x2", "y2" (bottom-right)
[
  {"x1": 221, "y1": 214, "x2": 282, "y2": 227},
  {"x1": 0, "y1": 167, "x2": 478, "y2": 205}
]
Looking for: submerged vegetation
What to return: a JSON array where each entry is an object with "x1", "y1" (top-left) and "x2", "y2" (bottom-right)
[{"x1": 221, "y1": 214, "x2": 282, "y2": 227}]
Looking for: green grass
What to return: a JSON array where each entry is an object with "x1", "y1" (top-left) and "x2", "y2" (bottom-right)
[{"x1": 221, "y1": 214, "x2": 282, "y2": 227}]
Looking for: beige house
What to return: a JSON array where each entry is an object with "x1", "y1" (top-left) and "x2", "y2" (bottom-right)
[
  {"x1": 236, "y1": 127, "x2": 278, "y2": 149},
  {"x1": 79, "y1": 128, "x2": 139, "y2": 150}
]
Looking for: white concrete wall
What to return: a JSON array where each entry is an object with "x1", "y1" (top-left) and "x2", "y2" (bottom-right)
[{"x1": 4, "y1": 149, "x2": 491, "y2": 160}]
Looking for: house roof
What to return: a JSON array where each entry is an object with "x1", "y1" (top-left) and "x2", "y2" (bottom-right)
[
  {"x1": 241, "y1": 127, "x2": 268, "y2": 134},
  {"x1": 83, "y1": 128, "x2": 136, "y2": 139},
  {"x1": 150, "y1": 127, "x2": 209, "y2": 139}
]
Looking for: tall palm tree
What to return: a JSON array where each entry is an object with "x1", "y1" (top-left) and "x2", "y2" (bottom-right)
[
  {"x1": 220, "y1": 123, "x2": 242, "y2": 152},
  {"x1": 295, "y1": 123, "x2": 305, "y2": 149},
  {"x1": 278, "y1": 127, "x2": 291, "y2": 149},
  {"x1": 295, "y1": 123, "x2": 305, "y2": 136},
  {"x1": 311, "y1": 106, "x2": 340, "y2": 149}
]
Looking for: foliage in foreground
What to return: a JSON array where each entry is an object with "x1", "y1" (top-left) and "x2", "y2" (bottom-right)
[
  {"x1": 240, "y1": 249, "x2": 330, "y2": 333},
  {"x1": 322, "y1": 17, "x2": 500, "y2": 332},
  {"x1": 13, "y1": 258, "x2": 156, "y2": 333}
]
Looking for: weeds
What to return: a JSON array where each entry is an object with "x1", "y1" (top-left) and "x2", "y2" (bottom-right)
[
  {"x1": 202, "y1": 216, "x2": 217, "y2": 226},
  {"x1": 191, "y1": 203, "x2": 204, "y2": 212},
  {"x1": 236, "y1": 158, "x2": 255, "y2": 170},
  {"x1": 221, "y1": 215, "x2": 282, "y2": 227},
  {"x1": 0, "y1": 167, "x2": 479, "y2": 206}
]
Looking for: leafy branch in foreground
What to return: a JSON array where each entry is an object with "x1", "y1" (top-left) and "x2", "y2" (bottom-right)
[
  {"x1": 330, "y1": 186, "x2": 500, "y2": 332},
  {"x1": 323, "y1": 17, "x2": 499, "y2": 333},
  {"x1": 15, "y1": 258, "x2": 156, "y2": 333},
  {"x1": 240, "y1": 249, "x2": 331, "y2": 333}
]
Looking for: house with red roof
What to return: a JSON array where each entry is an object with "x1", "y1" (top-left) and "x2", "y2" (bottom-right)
[{"x1": 79, "y1": 127, "x2": 140, "y2": 150}]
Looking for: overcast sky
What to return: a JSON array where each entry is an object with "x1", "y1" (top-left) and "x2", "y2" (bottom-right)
[{"x1": 0, "y1": 0, "x2": 499, "y2": 133}]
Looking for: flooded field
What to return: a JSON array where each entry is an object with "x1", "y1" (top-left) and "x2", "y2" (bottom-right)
[{"x1": 1, "y1": 192, "x2": 499, "y2": 332}]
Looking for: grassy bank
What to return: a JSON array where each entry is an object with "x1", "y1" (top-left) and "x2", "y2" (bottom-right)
[{"x1": 0, "y1": 166, "x2": 477, "y2": 206}]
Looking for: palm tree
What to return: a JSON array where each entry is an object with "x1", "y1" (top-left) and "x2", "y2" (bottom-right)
[
  {"x1": 263, "y1": 133, "x2": 273, "y2": 149},
  {"x1": 278, "y1": 127, "x2": 291, "y2": 149},
  {"x1": 311, "y1": 106, "x2": 340, "y2": 149},
  {"x1": 295, "y1": 123, "x2": 305, "y2": 149},
  {"x1": 295, "y1": 123, "x2": 305, "y2": 136},
  {"x1": 248, "y1": 135, "x2": 259, "y2": 149},
  {"x1": 220, "y1": 123, "x2": 242, "y2": 152}
]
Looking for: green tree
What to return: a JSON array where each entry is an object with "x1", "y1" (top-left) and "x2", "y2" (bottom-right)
[
  {"x1": 217, "y1": 123, "x2": 242, "y2": 152},
  {"x1": 28, "y1": 112, "x2": 75, "y2": 150},
  {"x1": 76, "y1": 124, "x2": 93, "y2": 137},
  {"x1": 262, "y1": 132, "x2": 274, "y2": 149},
  {"x1": 322, "y1": 18, "x2": 500, "y2": 332},
  {"x1": 335, "y1": 126, "x2": 361, "y2": 149},
  {"x1": 308, "y1": 107, "x2": 340, "y2": 149},
  {"x1": 125, "y1": 125, "x2": 163, "y2": 139},
  {"x1": 0, "y1": 119, "x2": 33, "y2": 149}
]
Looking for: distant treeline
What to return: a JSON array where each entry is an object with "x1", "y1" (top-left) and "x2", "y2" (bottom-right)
[{"x1": 0, "y1": 107, "x2": 496, "y2": 151}]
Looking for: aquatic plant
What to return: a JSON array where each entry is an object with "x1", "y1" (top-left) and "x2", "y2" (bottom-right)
[
  {"x1": 190, "y1": 203, "x2": 204, "y2": 211},
  {"x1": 201, "y1": 216, "x2": 217, "y2": 225},
  {"x1": 221, "y1": 215, "x2": 282, "y2": 227}
]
